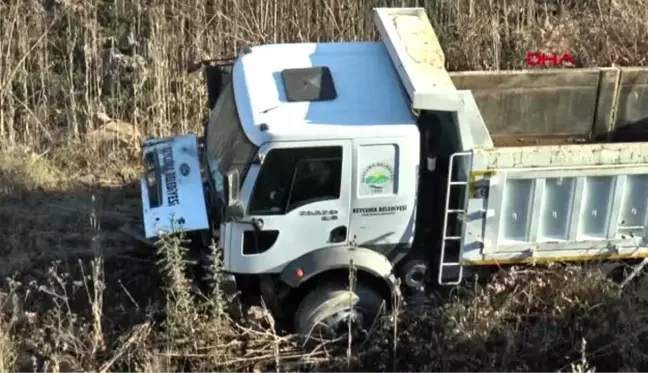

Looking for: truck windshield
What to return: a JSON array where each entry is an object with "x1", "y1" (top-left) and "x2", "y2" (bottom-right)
[{"x1": 205, "y1": 78, "x2": 258, "y2": 185}]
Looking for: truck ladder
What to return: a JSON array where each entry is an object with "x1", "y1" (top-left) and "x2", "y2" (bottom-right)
[{"x1": 438, "y1": 151, "x2": 473, "y2": 285}]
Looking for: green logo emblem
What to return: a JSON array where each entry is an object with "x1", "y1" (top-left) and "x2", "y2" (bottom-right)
[
  {"x1": 365, "y1": 172, "x2": 390, "y2": 188},
  {"x1": 361, "y1": 163, "x2": 394, "y2": 192}
]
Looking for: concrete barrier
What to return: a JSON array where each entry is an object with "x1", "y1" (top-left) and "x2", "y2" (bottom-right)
[{"x1": 449, "y1": 67, "x2": 648, "y2": 142}]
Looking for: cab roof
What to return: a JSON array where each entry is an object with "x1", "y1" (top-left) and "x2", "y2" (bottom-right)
[{"x1": 232, "y1": 41, "x2": 418, "y2": 145}]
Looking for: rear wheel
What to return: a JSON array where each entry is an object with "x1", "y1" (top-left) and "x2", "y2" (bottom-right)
[{"x1": 294, "y1": 281, "x2": 385, "y2": 343}]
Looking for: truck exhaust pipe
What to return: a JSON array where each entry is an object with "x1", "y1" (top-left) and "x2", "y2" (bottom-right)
[{"x1": 186, "y1": 57, "x2": 237, "y2": 110}]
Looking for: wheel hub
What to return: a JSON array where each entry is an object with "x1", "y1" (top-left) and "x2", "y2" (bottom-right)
[{"x1": 320, "y1": 307, "x2": 366, "y2": 338}]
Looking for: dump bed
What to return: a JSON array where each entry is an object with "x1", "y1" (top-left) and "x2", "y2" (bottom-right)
[
  {"x1": 374, "y1": 7, "x2": 648, "y2": 272},
  {"x1": 450, "y1": 68, "x2": 648, "y2": 146}
]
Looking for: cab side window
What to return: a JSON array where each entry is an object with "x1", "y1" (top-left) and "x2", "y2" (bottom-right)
[{"x1": 248, "y1": 146, "x2": 342, "y2": 215}]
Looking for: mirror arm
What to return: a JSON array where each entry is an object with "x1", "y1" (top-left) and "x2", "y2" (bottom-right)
[{"x1": 230, "y1": 216, "x2": 264, "y2": 231}]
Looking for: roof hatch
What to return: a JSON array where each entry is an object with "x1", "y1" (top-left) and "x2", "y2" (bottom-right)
[{"x1": 281, "y1": 66, "x2": 337, "y2": 102}]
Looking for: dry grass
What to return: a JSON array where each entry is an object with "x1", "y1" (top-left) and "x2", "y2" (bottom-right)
[
  {"x1": 345, "y1": 264, "x2": 648, "y2": 372},
  {"x1": 2, "y1": 0, "x2": 648, "y2": 371},
  {"x1": 2, "y1": 0, "x2": 648, "y2": 151}
]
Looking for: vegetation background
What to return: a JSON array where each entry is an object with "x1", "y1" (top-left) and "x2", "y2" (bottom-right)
[{"x1": 2, "y1": 0, "x2": 648, "y2": 371}]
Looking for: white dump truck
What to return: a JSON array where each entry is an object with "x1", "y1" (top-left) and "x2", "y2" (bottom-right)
[{"x1": 139, "y1": 8, "x2": 648, "y2": 338}]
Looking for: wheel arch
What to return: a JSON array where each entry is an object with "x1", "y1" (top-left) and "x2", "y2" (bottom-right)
[{"x1": 278, "y1": 246, "x2": 400, "y2": 322}]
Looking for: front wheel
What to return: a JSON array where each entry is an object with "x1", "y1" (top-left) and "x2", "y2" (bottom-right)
[{"x1": 294, "y1": 281, "x2": 385, "y2": 343}]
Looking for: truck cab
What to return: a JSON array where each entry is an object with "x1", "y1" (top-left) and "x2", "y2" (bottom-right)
[
  {"x1": 209, "y1": 42, "x2": 422, "y2": 275},
  {"x1": 140, "y1": 7, "x2": 648, "y2": 340}
]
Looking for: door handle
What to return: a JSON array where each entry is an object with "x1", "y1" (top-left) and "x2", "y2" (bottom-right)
[{"x1": 329, "y1": 225, "x2": 347, "y2": 243}]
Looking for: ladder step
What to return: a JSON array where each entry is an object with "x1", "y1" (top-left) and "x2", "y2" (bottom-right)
[{"x1": 438, "y1": 152, "x2": 472, "y2": 286}]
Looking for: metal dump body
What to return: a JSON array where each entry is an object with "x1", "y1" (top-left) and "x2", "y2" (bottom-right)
[{"x1": 462, "y1": 143, "x2": 648, "y2": 266}]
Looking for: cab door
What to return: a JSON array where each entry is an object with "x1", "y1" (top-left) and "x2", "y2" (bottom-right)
[{"x1": 226, "y1": 140, "x2": 353, "y2": 274}]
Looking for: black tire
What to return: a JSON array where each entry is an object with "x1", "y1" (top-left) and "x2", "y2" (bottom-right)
[{"x1": 294, "y1": 281, "x2": 385, "y2": 342}]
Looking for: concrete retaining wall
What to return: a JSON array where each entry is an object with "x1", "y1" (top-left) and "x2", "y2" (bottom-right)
[{"x1": 449, "y1": 67, "x2": 648, "y2": 141}]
